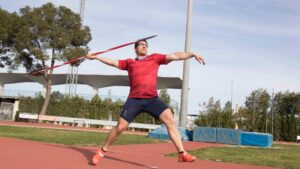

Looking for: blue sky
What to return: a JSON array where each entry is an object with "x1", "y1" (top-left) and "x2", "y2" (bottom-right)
[{"x1": 1, "y1": 0, "x2": 299, "y2": 114}]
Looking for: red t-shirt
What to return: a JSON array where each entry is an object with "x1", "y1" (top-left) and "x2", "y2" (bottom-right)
[{"x1": 118, "y1": 53, "x2": 168, "y2": 98}]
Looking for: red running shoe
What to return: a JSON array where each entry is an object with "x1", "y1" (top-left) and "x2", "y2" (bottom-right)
[
  {"x1": 178, "y1": 151, "x2": 196, "y2": 162},
  {"x1": 92, "y1": 148, "x2": 105, "y2": 165}
]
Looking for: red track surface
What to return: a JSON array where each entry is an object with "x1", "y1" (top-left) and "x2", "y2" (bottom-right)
[{"x1": 0, "y1": 122, "x2": 278, "y2": 169}]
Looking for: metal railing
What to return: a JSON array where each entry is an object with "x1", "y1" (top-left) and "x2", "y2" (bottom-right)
[{"x1": 19, "y1": 112, "x2": 161, "y2": 130}]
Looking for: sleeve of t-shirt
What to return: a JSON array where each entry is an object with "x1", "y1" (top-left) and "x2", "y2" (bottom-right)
[
  {"x1": 118, "y1": 59, "x2": 128, "y2": 70},
  {"x1": 153, "y1": 53, "x2": 168, "y2": 65}
]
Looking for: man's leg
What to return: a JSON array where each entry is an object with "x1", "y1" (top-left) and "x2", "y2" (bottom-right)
[
  {"x1": 159, "y1": 108, "x2": 196, "y2": 162},
  {"x1": 98, "y1": 98, "x2": 140, "y2": 152},
  {"x1": 102, "y1": 117, "x2": 129, "y2": 151},
  {"x1": 92, "y1": 117, "x2": 129, "y2": 165},
  {"x1": 159, "y1": 108, "x2": 184, "y2": 152}
]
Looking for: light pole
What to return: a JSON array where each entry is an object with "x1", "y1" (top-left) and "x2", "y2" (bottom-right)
[{"x1": 179, "y1": 0, "x2": 193, "y2": 127}]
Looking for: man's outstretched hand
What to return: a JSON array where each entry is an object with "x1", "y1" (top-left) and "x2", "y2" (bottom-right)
[
  {"x1": 85, "y1": 53, "x2": 98, "y2": 60},
  {"x1": 194, "y1": 54, "x2": 206, "y2": 65}
]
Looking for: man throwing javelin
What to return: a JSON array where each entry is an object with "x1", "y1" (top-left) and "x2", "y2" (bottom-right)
[{"x1": 85, "y1": 38, "x2": 205, "y2": 165}]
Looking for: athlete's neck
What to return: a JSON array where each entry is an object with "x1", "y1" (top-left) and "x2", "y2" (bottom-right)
[{"x1": 136, "y1": 54, "x2": 147, "y2": 60}]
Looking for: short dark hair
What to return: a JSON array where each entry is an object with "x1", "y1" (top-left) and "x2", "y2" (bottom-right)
[{"x1": 134, "y1": 39, "x2": 148, "y2": 48}]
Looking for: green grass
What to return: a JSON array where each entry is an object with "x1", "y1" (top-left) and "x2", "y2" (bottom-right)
[
  {"x1": 0, "y1": 125, "x2": 165, "y2": 146},
  {"x1": 168, "y1": 144, "x2": 300, "y2": 169}
]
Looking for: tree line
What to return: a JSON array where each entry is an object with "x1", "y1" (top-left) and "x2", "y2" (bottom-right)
[
  {"x1": 195, "y1": 89, "x2": 300, "y2": 142},
  {"x1": 18, "y1": 89, "x2": 173, "y2": 125}
]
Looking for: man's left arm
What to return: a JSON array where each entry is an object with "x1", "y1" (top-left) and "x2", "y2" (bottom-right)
[{"x1": 165, "y1": 52, "x2": 205, "y2": 65}]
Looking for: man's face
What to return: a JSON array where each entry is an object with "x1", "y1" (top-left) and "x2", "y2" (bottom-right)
[{"x1": 135, "y1": 41, "x2": 148, "y2": 56}]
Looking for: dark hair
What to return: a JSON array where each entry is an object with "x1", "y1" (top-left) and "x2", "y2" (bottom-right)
[{"x1": 134, "y1": 39, "x2": 148, "y2": 48}]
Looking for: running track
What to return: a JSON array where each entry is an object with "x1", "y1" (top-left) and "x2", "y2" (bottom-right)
[{"x1": 0, "y1": 122, "x2": 278, "y2": 169}]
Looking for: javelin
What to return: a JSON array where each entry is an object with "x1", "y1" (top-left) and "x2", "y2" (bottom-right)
[{"x1": 29, "y1": 35, "x2": 157, "y2": 75}]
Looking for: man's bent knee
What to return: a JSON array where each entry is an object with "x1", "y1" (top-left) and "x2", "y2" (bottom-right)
[
  {"x1": 116, "y1": 118, "x2": 129, "y2": 133},
  {"x1": 159, "y1": 109, "x2": 175, "y2": 126}
]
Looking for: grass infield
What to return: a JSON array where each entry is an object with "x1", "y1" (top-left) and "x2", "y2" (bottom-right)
[
  {"x1": 168, "y1": 143, "x2": 300, "y2": 169},
  {"x1": 0, "y1": 125, "x2": 165, "y2": 146}
]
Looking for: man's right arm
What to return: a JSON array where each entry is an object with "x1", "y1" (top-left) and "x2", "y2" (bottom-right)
[{"x1": 85, "y1": 54, "x2": 119, "y2": 68}]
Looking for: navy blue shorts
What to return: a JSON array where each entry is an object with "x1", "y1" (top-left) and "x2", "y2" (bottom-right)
[{"x1": 120, "y1": 96, "x2": 169, "y2": 123}]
